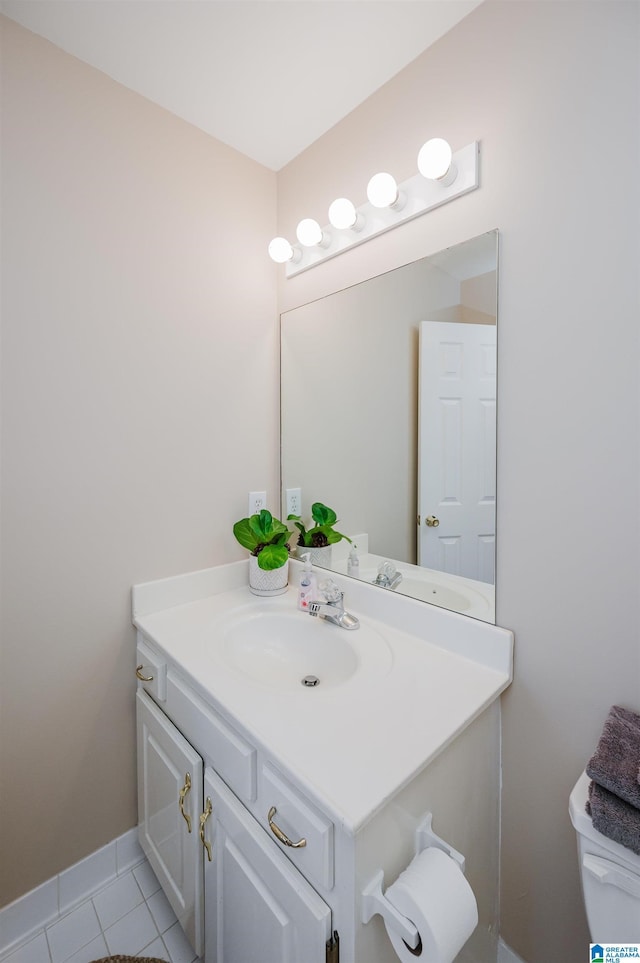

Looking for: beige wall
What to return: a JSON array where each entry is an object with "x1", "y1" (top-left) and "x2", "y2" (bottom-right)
[
  {"x1": 281, "y1": 257, "x2": 463, "y2": 565},
  {"x1": 277, "y1": 2, "x2": 640, "y2": 961},
  {"x1": 2, "y1": 4, "x2": 639, "y2": 960},
  {"x1": 0, "y1": 17, "x2": 278, "y2": 906},
  {"x1": 462, "y1": 271, "x2": 496, "y2": 319}
]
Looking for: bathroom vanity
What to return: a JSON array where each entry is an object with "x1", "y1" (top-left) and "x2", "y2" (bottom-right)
[{"x1": 133, "y1": 560, "x2": 512, "y2": 963}]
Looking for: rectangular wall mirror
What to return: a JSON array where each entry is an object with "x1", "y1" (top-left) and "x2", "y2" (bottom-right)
[{"x1": 280, "y1": 229, "x2": 498, "y2": 623}]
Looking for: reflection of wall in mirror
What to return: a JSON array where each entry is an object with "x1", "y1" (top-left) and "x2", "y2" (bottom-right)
[
  {"x1": 426, "y1": 275, "x2": 496, "y2": 327},
  {"x1": 280, "y1": 251, "x2": 496, "y2": 569},
  {"x1": 461, "y1": 272, "x2": 497, "y2": 322}
]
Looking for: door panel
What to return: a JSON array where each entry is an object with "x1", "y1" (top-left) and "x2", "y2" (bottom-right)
[
  {"x1": 204, "y1": 767, "x2": 331, "y2": 963},
  {"x1": 136, "y1": 690, "x2": 204, "y2": 957}
]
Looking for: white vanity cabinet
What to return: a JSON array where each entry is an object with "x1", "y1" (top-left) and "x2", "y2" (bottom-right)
[
  {"x1": 135, "y1": 650, "x2": 338, "y2": 963},
  {"x1": 133, "y1": 562, "x2": 513, "y2": 963}
]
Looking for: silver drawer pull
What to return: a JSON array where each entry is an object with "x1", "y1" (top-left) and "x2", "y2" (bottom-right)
[
  {"x1": 267, "y1": 806, "x2": 307, "y2": 848},
  {"x1": 136, "y1": 664, "x2": 154, "y2": 682}
]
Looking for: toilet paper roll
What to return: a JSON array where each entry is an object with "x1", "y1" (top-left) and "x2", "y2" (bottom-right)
[{"x1": 384, "y1": 847, "x2": 478, "y2": 963}]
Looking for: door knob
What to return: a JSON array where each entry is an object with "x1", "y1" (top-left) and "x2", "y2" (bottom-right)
[{"x1": 425, "y1": 515, "x2": 440, "y2": 527}]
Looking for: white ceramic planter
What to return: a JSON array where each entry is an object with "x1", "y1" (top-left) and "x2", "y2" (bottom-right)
[
  {"x1": 248, "y1": 555, "x2": 289, "y2": 596},
  {"x1": 297, "y1": 545, "x2": 333, "y2": 568}
]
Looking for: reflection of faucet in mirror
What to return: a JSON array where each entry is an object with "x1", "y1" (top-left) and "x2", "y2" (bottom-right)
[
  {"x1": 308, "y1": 578, "x2": 360, "y2": 630},
  {"x1": 280, "y1": 230, "x2": 498, "y2": 624},
  {"x1": 373, "y1": 561, "x2": 404, "y2": 591}
]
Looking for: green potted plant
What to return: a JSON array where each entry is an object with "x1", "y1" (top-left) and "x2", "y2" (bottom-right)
[
  {"x1": 233, "y1": 509, "x2": 292, "y2": 596},
  {"x1": 288, "y1": 501, "x2": 351, "y2": 567}
]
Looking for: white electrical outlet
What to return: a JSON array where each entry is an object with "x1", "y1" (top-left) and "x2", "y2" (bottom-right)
[
  {"x1": 286, "y1": 487, "x2": 302, "y2": 517},
  {"x1": 248, "y1": 491, "x2": 267, "y2": 515}
]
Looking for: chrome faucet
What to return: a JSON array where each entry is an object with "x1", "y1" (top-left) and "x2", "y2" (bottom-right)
[
  {"x1": 308, "y1": 578, "x2": 360, "y2": 630},
  {"x1": 373, "y1": 560, "x2": 403, "y2": 591}
]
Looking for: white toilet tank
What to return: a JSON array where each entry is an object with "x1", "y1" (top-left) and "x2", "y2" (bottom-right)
[{"x1": 569, "y1": 771, "x2": 640, "y2": 941}]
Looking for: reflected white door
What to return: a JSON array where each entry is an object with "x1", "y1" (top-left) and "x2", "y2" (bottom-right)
[{"x1": 418, "y1": 321, "x2": 496, "y2": 582}]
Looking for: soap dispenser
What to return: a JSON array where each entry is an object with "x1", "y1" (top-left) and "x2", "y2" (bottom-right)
[
  {"x1": 347, "y1": 543, "x2": 360, "y2": 578},
  {"x1": 298, "y1": 553, "x2": 317, "y2": 611}
]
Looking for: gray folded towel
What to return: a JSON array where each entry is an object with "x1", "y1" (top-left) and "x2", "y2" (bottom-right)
[
  {"x1": 587, "y1": 780, "x2": 640, "y2": 856},
  {"x1": 586, "y1": 704, "x2": 640, "y2": 810}
]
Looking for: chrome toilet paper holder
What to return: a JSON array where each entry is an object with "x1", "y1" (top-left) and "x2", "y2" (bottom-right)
[{"x1": 360, "y1": 811, "x2": 467, "y2": 950}]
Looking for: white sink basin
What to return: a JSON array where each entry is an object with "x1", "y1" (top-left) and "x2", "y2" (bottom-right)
[
  {"x1": 394, "y1": 577, "x2": 474, "y2": 611},
  {"x1": 358, "y1": 568, "x2": 487, "y2": 615},
  {"x1": 217, "y1": 606, "x2": 393, "y2": 691}
]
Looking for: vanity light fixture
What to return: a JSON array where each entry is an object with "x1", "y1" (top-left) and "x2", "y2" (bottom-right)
[
  {"x1": 417, "y1": 137, "x2": 457, "y2": 186},
  {"x1": 366, "y1": 172, "x2": 406, "y2": 211},
  {"x1": 267, "y1": 236, "x2": 301, "y2": 264},
  {"x1": 296, "y1": 217, "x2": 331, "y2": 249},
  {"x1": 268, "y1": 139, "x2": 479, "y2": 276},
  {"x1": 327, "y1": 197, "x2": 364, "y2": 232}
]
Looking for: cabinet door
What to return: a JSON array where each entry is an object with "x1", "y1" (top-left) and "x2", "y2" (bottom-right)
[
  {"x1": 136, "y1": 690, "x2": 204, "y2": 957},
  {"x1": 204, "y1": 767, "x2": 332, "y2": 963}
]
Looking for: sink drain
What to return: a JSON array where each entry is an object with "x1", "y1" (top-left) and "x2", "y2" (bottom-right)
[{"x1": 301, "y1": 675, "x2": 320, "y2": 687}]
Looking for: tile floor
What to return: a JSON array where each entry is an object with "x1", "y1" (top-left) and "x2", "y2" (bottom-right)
[{"x1": 2, "y1": 859, "x2": 201, "y2": 963}]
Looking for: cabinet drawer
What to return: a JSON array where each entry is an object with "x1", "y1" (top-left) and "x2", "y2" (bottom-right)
[
  {"x1": 168, "y1": 673, "x2": 256, "y2": 803},
  {"x1": 261, "y1": 764, "x2": 334, "y2": 891},
  {"x1": 136, "y1": 636, "x2": 167, "y2": 702}
]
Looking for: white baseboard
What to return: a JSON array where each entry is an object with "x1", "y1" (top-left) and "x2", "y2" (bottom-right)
[
  {"x1": 498, "y1": 938, "x2": 527, "y2": 963},
  {"x1": 0, "y1": 827, "x2": 144, "y2": 960}
]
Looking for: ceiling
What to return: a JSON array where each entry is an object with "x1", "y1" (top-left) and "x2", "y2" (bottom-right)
[{"x1": 1, "y1": 0, "x2": 483, "y2": 170}]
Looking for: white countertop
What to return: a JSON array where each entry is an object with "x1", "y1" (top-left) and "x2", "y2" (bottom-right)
[{"x1": 133, "y1": 560, "x2": 513, "y2": 832}]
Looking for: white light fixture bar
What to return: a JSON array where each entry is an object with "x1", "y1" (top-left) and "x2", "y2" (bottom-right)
[{"x1": 285, "y1": 141, "x2": 479, "y2": 278}]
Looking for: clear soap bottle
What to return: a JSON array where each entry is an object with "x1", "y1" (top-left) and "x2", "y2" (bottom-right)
[
  {"x1": 347, "y1": 543, "x2": 360, "y2": 578},
  {"x1": 298, "y1": 553, "x2": 317, "y2": 611}
]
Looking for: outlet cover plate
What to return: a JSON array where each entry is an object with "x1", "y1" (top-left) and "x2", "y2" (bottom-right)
[
  {"x1": 286, "y1": 488, "x2": 302, "y2": 517},
  {"x1": 248, "y1": 491, "x2": 267, "y2": 515}
]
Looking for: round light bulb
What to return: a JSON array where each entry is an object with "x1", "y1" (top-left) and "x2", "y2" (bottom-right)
[
  {"x1": 328, "y1": 197, "x2": 357, "y2": 230},
  {"x1": 417, "y1": 138, "x2": 454, "y2": 181},
  {"x1": 268, "y1": 236, "x2": 294, "y2": 263},
  {"x1": 296, "y1": 218, "x2": 323, "y2": 247},
  {"x1": 366, "y1": 172, "x2": 399, "y2": 208}
]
